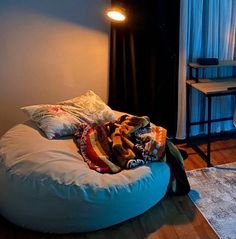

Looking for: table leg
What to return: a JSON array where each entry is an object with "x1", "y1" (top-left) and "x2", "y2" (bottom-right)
[
  {"x1": 207, "y1": 96, "x2": 212, "y2": 167},
  {"x1": 190, "y1": 67, "x2": 193, "y2": 80},
  {"x1": 186, "y1": 84, "x2": 190, "y2": 146},
  {"x1": 196, "y1": 68, "x2": 199, "y2": 83}
]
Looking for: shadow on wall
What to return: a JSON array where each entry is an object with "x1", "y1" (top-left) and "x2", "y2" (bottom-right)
[
  {"x1": 0, "y1": 0, "x2": 110, "y2": 136},
  {"x1": 0, "y1": 0, "x2": 110, "y2": 32}
]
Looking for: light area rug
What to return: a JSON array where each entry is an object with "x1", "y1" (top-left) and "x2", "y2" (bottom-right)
[{"x1": 186, "y1": 162, "x2": 236, "y2": 239}]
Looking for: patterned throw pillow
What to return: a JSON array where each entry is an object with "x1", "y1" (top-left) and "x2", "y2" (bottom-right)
[
  {"x1": 21, "y1": 104, "x2": 85, "y2": 139},
  {"x1": 21, "y1": 91, "x2": 116, "y2": 139},
  {"x1": 59, "y1": 90, "x2": 116, "y2": 125}
]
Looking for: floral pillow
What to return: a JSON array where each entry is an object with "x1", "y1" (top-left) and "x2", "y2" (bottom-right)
[
  {"x1": 21, "y1": 91, "x2": 116, "y2": 139},
  {"x1": 21, "y1": 104, "x2": 86, "y2": 139},
  {"x1": 59, "y1": 90, "x2": 116, "y2": 125}
]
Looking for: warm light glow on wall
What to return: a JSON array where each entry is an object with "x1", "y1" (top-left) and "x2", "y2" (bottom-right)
[{"x1": 106, "y1": 8, "x2": 126, "y2": 22}]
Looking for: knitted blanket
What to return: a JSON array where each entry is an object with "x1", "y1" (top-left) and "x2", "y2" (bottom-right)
[{"x1": 75, "y1": 115, "x2": 167, "y2": 173}]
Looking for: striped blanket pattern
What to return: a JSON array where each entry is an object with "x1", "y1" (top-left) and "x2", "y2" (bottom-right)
[{"x1": 75, "y1": 115, "x2": 167, "y2": 173}]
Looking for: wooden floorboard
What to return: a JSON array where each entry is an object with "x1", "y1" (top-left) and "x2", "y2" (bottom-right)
[
  {"x1": 1, "y1": 138, "x2": 236, "y2": 239},
  {"x1": 179, "y1": 137, "x2": 236, "y2": 170}
]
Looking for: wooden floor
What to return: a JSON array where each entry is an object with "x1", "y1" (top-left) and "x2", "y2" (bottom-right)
[
  {"x1": 1, "y1": 138, "x2": 236, "y2": 239},
  {"x1": 180, "y1": 137, "x2": 236, "y2": 170}
]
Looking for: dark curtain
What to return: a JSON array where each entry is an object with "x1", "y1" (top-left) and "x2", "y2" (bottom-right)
[{"x1": 108, "y1": 0, "x2": 180, "y2": 136}]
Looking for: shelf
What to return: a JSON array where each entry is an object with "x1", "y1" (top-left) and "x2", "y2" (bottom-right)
[
  {"x1": 187, "y1": 78, "x2": 236, "y2": 95},
  {"x1": 188, "y1": 60, "x2": 236, "y2": 69},
  {"x1": 188, "y1": 60, "x2": 236, "y2": 83}
]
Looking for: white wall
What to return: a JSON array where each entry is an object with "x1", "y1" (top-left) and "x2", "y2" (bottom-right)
[{"x1": 0, "y1": 0, "x2": 110, "y2": 136}]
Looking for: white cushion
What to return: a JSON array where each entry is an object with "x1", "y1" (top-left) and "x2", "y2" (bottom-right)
[
  {"x1": 21, "y1": 90, "x2": 116, "y2": 139},
  {"x1": 0, "y1": 122, "x2": 170, "y2": 233}
]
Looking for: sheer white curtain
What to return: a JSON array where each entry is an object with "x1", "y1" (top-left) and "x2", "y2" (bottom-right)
[{"x1": 177, "y1": 0, "x2": 236, "y2": 139}]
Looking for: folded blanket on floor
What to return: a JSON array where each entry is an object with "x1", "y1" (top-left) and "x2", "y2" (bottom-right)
[{"x1": 75, "y1": 114, "x2": 167, "y2": 173}]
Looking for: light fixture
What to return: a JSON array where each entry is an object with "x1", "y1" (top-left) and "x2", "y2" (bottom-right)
[{"x1": 106, "y1": 5, "x2": 126, "y2": 22}]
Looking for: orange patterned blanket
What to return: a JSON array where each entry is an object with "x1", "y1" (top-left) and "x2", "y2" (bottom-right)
[{"x1": 75, "y1": 115, "x2": 167, "y2": 173}]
